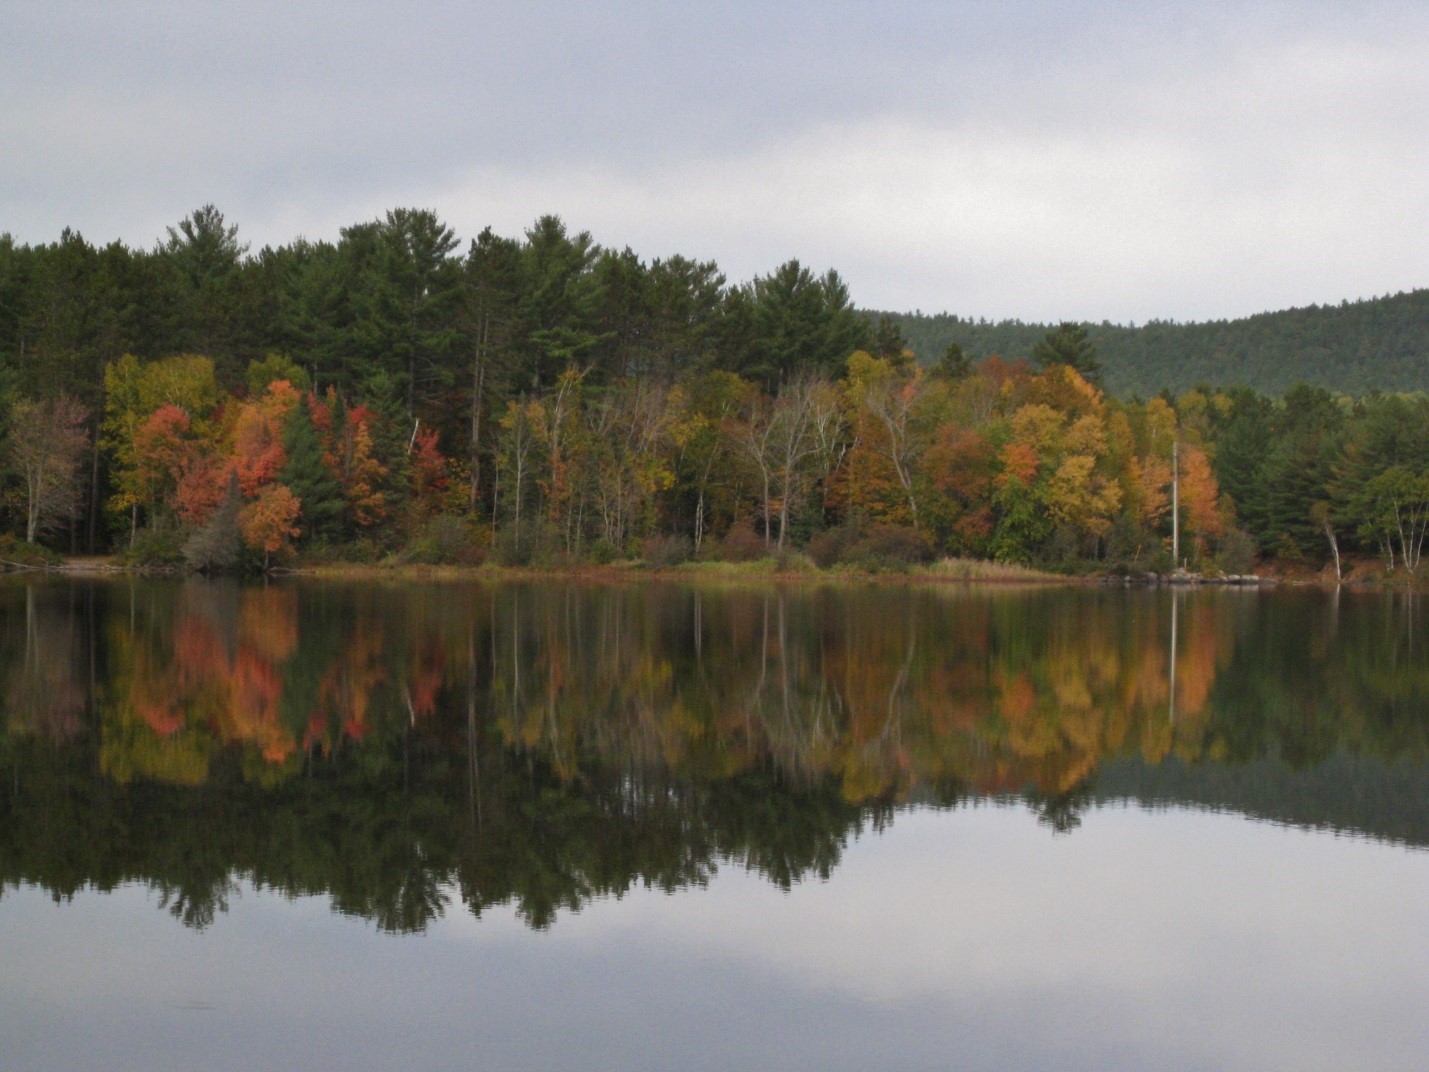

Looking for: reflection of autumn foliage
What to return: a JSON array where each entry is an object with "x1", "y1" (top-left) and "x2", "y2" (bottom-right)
[
  {"x1": 405, "y1": 633, "x2": 446, "y2": 722},
  {"x1": 2, "y1": 587, "x2": 86, "y2": 744},
  {"x1": 65, "y1": 583, "x2": 1297, "y2": 804},
  {"x1": 103, "y1": 586, "x2": 306, "y2": 780},
  {"x1": 470, "y1": 587, "x2": 1253, "y2": 808},
  {"x1": 315, "y1": 620, "x2": 387, "y2": 745}
]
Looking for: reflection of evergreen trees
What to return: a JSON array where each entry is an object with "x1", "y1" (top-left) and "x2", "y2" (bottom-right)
[
  {"x1": 0, "y1": 732, "x2": 880, "y2": 935},
  {"x1": 1092, "y1": 754, "x2": 1429, "y2": 849},
  {"x1": 1, "y1": 578, "x2": 1427, "y2": 934}
]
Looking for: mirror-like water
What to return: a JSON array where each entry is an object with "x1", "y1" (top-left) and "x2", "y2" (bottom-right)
[{"x1": 1, "y1": 578, "x2": 1426, "y2": 1071}]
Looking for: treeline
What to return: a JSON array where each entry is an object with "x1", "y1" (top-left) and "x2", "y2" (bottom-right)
[
  {"x1": 882, "y1": 289, "x2": 1429, "y2": 397},
  {"x1": 0, "y1": 206, "x2": 1426, "y2": 573}
]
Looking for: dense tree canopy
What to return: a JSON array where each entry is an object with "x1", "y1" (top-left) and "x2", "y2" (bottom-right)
[
  {"x1": 0, "y1": 207, "x2": 1426, "y2": 575},
  {"x1": 879, "y1": 291, "x2": 1429, "y2": 397}
]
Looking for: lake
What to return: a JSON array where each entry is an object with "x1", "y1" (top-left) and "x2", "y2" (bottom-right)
[{"x1": 1, "y1": 577, "x2": 1426, "y2": 1071}]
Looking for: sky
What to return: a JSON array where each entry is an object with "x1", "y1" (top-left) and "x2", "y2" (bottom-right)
[{"x1": 2, "y1": 1, "x2": 1425, "y2": 324}]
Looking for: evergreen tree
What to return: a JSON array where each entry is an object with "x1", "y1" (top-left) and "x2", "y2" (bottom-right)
[
  {"x1": 872, "y1": 314, "x2": 909, "y2": 362},
  {"x1": 1030, "y1": 322, "x2": 1102, "y2": 385},
  {"x1": 161, "y1": 205, "x2": 251, "y2": 377},
  {"x1": 280, "y1": 400, "x2": 344, "y2": 541},
  {"x1": 518, "y1": 214, "x2": 601, "y2": 389},
  {"x1": 460, "y1": 227, "x2": 523, "y2": 512},
  {"x1": 344, "y1": 209, "x2": 462, "y2": 416},
  {"x1": 740, "y1": 260, "x2": 869, "y2": 388},
  {"x1": 937, "y1": 341, "x2": 971, "y2": 379}
]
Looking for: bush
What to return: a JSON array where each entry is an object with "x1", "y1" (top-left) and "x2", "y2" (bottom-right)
[
  {"x1": 716, "y1": 518, "x2": 766, "y2": 562},
  {"x1": 843, "y1": 523, "x2": 934, "y2": 572},
  {"x1": 339, "y1": 536, "x2": 385, "y2": 565},
  {"x1": 0, "y1": 535, "x2": 63, "y2": 567},
  {"x1": 774, "y1": 549, "x2": 818, "y2": 573},
  {"x1": 400, "y1": 513, "x2": 486, "y2": 566},
  {"x1": 806, "y1": 525, "x2": 854, "y2": 569},
  {"x1": 494, "y1": 520, "x2": 555, "y2": 567},
  {"x1": 121, "y1": 525, "x2": 186, "y2": 568},
  {"x1": 587, "y1": 538, "x2": 619, "y2": 565},
  {"x1": 641, "y1": 533, "x2": 693, "y2": 568},
  {"x1": 1215, "y1": 526, "x2": 1258, "y2": 574}
]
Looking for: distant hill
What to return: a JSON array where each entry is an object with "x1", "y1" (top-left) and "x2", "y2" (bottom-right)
[{"x1": 868, "y1": 288, "x2": 1429, "y2": 397}]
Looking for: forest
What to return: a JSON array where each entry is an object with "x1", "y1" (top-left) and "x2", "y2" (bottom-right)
[
  {"x1": 883, "y1": 288, "x2": 1429, "y2": 397},
  {"x1": 2, "y1": 205, "x2": 1428, "y2": 575}
]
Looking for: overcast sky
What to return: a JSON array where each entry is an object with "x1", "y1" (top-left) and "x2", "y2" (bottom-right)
[{"x1": 3, "y1": 1, "x2": 1424, "y2": 323}]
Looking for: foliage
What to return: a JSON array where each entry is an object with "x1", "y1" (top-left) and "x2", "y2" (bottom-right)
[
  {"x1": 0, "y1": 534, "x2": 62, "y2": 567},
  {"x1": 183, "y1": 473, "x2": 243, "y2": 572},
  {"x1": 121, "y1": 524, "x2": 187, "y2": 567},
  {"x1": 875, "y1": 289, "x2": 1429, "y2": 397},
  {"x1": 401, "y1": 512, "x2": 486, "y2": 566},
  {"x1": 3, "y1": 207, "x2": 1426, "y2": 574},
  {"x1": 716, "y1": 518, "x2": 766, "y2": 563},
  {"x1": 1030, "y1": 322, "x2": 1102, "y2": 385},
  {"x1": 280, "y1": 399, "x2": 344, "y2": 541},
  {"x1": 5, "y1": 393, "x2": 89, "y2": 543},
  {"x1": 239, "y1": 484, "x2": 301, "y2": 568},
  {"x1": 640, "y1": 533, "x2": 693, "y2": 568}
]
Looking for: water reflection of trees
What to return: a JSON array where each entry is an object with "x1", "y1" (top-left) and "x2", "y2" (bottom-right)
[{"x1": 0, "y1": 579, "x2": 1426, "y2": 933}]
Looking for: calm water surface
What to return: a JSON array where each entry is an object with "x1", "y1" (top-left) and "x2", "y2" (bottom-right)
[{"x1": 1, "y1": 578, "x2": 1426, "y2": 1071}]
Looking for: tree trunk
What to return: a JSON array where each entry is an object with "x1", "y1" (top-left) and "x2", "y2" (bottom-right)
[
  {"x1": 87, "y1": 422, "x2": 101, "y2": 552},
  {"x1": 470, "y1": 350, "x2": 484, "y2": 512},
  {"x1": 762, "y1": 470, "x2": 772, "y2": 547}
]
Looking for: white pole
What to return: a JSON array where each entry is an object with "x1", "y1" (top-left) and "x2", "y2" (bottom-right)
[{"x1": 1172, "y1": 439, "x2": 1180, "y2": 567}]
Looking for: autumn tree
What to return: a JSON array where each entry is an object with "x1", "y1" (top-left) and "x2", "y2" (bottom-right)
[
  {"x1": 841, "y1": 351, "x2": 943, "y2": 529},
  {"x1": 668, "y1": 371, "x2": 751, "y2": 552},
  {"x1": 239, "y1": 484, "x2": 301, "y2": 570},
  {"x1": 327, "y1": 401, "x2": 388, "y2": 528},
  {"x1": 230, "y1": 379, "x2": 299, "y2": 496},
  {"x1": 247, "y1": 352, "x2": 311, "y2": 395},
  {"x1": 922, "y1": 425, "x2": 997, "y2": 554},
  {"x1": 5, "y1": 394, "x2": 89, "y2": 544},
  {"x1": 102, "y1": 353, "x2": 221, "y2": 535},
  {"x1": 184, "y1": 471, "x2": 242, "y2": 572},
  {"x1": 1176, "y1": 443, "x2": 1223, "y2": 560},
  {"x1": 585, "y1": 378, "x2": 675, "y2": 549},
  {"x1": 738, "y1": 374, "x2": 842, "y2": 548}
]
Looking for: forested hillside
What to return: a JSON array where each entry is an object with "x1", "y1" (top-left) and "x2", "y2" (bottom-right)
[{"x1": 878, "y1": 289, "x2": 1429, "y2": 397}]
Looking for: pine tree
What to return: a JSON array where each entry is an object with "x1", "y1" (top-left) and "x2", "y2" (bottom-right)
[
  {"x1": 280, "y1": 399, "x2": 344, "y2": 541},
  {"x1": 1030, "y1": 323, "x2": 1102, "y2": 385}
]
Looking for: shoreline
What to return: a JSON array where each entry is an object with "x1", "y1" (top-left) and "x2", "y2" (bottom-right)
[{"x1": 13, "y1": 554, "x2": 1421, "y2": 591}]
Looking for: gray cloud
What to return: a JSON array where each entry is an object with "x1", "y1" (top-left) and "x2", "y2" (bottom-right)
[{"x1": 2, "y1": 1, "x2": 1424, "y2": 321}]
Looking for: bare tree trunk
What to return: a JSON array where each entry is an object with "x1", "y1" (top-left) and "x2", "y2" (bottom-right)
[{"x1": 87, "y1": 421, "x2": 101, "y2": 552}]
